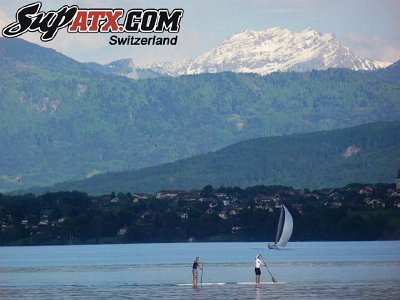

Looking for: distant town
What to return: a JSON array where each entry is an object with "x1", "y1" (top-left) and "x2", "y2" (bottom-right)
[{"x1": 1, "y1": 178, "x2": 400, "y2": 245}]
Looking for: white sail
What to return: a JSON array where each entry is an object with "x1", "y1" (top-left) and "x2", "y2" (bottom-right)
[
  {"x1": 276, "y1": 205, "x2": 293, "y2": 248},
  {"x1": 275, "y1": 204, "x2": 284, "y2": 244}
]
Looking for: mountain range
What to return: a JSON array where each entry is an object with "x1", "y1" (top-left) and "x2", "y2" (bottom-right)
[
  {"x1": 0, "y1": 37, "x2": 399, "y2": 193},
  {"x1": 85, "y1": 59, "x2": 163, "y2": 80},
  {"x1": 87, "y1": 27, "x2": 390, "y2": 80},
  {"x1": 144, "y1": 27, "x2": 390, "y2": 76},
  {"x1": 20, "y1": 121, "x2": 400, "y2": 195}
]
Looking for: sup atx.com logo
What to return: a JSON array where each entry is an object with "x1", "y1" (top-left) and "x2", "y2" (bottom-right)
[{"x1": 2, "y1": 2, "x2": 184, "y2": 42}]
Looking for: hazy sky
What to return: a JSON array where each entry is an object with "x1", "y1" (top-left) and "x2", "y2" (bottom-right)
[{"x1": 0, "y1": 0, "x2": 399, "y2": 65}]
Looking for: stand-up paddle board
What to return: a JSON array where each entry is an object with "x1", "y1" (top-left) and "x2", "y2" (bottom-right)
[
  {"x1": 177, "y1": 282, "x2": 284, "y2": 286},
  {"x1": 236, "y1": 282, "x2": 286, "y2": 285},
  {"x1": 177, "y1": 283, "x2": 226, "y2": 286}
]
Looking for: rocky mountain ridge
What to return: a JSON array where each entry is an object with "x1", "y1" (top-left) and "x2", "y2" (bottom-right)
[{"x1": 145, "y1": 27, "x2": 390, "y2": 76}]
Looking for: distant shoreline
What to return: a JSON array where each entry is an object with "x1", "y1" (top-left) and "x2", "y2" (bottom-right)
[
  {"x1": 1, "y1": 239, "x2": 400, "y2": 248},
  {"x1": 1, "y1": 183, "x2": 399, "y2": 246}
]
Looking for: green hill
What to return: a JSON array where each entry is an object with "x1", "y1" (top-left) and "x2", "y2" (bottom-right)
[
  {"x1": 1, "y1": 38, "x2": 399, "y2": 191},
  {"x1": 21, "y1": 121, "x2": 400, "y2": 195}
]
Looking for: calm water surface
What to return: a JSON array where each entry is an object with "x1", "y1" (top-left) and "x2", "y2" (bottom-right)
[{"x1": 1, "y1": 241, "x2": 399, "y2": 299}]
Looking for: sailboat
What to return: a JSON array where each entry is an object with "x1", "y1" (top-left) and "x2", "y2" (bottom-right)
[{"x1": 268, "y1": 204, "x2": 293, "y2": 249}]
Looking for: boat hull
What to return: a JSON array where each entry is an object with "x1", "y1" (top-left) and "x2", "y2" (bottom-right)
[{"x1": 268, "y1": 242, "x2": 278, "y2": 249}]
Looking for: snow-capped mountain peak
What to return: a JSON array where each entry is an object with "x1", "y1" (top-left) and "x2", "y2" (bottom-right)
[{"x1": 145, "y1": 27, "x2": 390, "y2": 76}]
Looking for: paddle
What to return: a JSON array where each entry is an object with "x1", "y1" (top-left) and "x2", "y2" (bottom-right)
[
  {"x1": 200, "y1": 265, "x2": 203, "y2": 286},
  {"x1": 260, "y1": 255, "x2": 277, "y2": 283},
  {"x1": 265, "y1": 264, "x2": 277, "y2": 283}
]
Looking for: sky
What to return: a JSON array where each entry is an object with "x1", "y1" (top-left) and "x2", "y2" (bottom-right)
[{"x1": 0, "y1": 0, "x2": 399, "y2": 66}]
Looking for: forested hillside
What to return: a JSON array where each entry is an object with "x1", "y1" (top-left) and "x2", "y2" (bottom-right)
[
  {"x1": 1, "y1": 38, "x2": 399, "y2": 191},
  {"x1": 22, "y1": 121, "x2": 400, "y2": 195}
]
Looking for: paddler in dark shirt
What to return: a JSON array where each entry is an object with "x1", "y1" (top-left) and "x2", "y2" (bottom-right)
[{"x1": 192, "y1": 257, "x2": 203, "y2": 287}]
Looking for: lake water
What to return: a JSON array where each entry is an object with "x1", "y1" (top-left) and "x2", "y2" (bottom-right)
[{"x1": 1, "y1": 241, "x2": 399, "y2": 299}]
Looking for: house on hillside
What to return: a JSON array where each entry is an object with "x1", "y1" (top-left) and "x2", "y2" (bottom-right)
[
  {"x1": 118, "y1": 227, "x2": 128, "y2": 236},
  {"x1": 215, "y1": 193, "x2": 227, "y2": 199},
  {"x1": 140, "y1": 211, "x2": 152, "y2": 219},
  {"x1": 328, "y1": 192, "x2": 344, "y2": 201},
  {"x1": 110, "y1": 197, "x2": 119, "y2": 203},
  {"x1": 156, "y1": 190, "x2": 186, "y2": 199},
  {"x1": 254, "y1": 194, "x2": 278, "y2": 209},
  {"x1": 133, "y1": 193, "x2": 149, "y2": 200},
  {"x1": 364, "y1": 199, "x2": 385, "y2": 209},
  {"x1": 359, "y1": 187, "x2": 374, "y2": 195},
  {"x1": 223, "y1": 199, "x2": 231, "y2": 206},
  {"x1": 218, "y1": 212, "x2": 227, "y2": 219},
  {"x1": 232, "y1": 226, "x2": 242, "y2": 233},
  {"x1": 209, "y1": 201, "x2": 218, "y2": 208},
  {"x1": 178, "y1": 212, "x2": 189, "y2": 219},
  {"x1": 38, "y1": 219, "x2": 49, "y2": 226},
  {"x1": 323, "y1": 201, "x2": 343, "y2": 208}
]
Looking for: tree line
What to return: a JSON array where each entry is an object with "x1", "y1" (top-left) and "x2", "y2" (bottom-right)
[{"x1": 1, "y1": 183, "x2": 399, "y2": 246}]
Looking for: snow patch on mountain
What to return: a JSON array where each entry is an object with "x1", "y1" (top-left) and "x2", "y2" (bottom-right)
[{"x1": 145, "y1": 27, "x2": 390, "y2": 76}]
